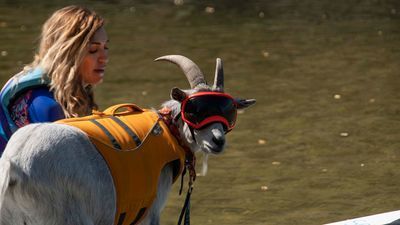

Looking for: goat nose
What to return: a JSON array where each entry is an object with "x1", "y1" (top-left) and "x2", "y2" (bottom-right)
[{"x1": 212, "y1": 136, "x2": 225, "y2": 147}]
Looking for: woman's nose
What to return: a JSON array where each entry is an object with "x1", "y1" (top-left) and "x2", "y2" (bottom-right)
[{"x1": 98, "y1": 48, "x2": 108, "y2": 64}]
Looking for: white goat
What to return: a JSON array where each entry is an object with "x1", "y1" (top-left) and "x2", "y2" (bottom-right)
[{"x1": 0, "y1": 55, "x2": 255, "y2": 225}]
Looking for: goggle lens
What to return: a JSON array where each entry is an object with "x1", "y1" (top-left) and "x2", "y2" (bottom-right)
[{"x1": 182, "y1": 93, "x2": 237, "y2": 131}]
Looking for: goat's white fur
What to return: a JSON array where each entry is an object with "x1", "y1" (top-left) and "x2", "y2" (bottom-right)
[{"x1": 197, "y1": 153, "x2": 209, "y2": 177}]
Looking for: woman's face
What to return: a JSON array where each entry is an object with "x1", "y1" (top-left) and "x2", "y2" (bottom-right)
[{"x1": 80, "y1": 26, "x2": 109, "y2": 86}]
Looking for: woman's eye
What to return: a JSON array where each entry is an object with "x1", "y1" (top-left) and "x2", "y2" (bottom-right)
[
  {"x1": 89, "y1": 46, "x2": 108, "y2": 53},
  {"x1": 89, "y1": 48, "x2": 98, "y2": 53}
]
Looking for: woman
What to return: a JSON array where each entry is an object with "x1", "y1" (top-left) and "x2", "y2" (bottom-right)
[{"x1": 0, "y1": 5, "x2": 109, "y2": 152}]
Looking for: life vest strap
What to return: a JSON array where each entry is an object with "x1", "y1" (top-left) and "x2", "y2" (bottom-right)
[
  {"x1": 109, "y1": 116, "x2": 142, "y2": 147},
  {"x1": 89, "y1": 119, "x2": 122, "y2": 150},
  {"x1": 116, "y1": 207, "x2": 147, "y2": 225}
]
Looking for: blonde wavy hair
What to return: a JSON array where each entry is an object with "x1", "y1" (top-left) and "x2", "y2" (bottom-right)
[{"x1": 23, "y1": 5, "x2": 104, "y2": 117}]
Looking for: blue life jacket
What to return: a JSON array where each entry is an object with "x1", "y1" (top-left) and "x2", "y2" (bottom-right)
[{"x1": 0, "y1": 68, "x2": 49, "y2": 141}]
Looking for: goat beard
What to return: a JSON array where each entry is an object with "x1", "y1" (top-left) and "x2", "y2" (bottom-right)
[{"x1": 197, "y1": 152, "x2": 209, "y2": 177}]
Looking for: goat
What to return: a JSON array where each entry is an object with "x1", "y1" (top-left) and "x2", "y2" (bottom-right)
[{"x1": 0, "y1": 55, "x2": 255, "y2": 225}]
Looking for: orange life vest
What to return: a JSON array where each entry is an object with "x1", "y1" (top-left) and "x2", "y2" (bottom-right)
[{"x1": 57, "y1": 103, "x2": 186, "y2": 225}]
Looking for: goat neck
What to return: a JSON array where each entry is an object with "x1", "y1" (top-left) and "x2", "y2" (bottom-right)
[
  {"x1": 158, "y1": 107, "x2": 197, "y2": 182},
  {"x1": 158, "y1": 107, "x2": 194, "y2": 153}
]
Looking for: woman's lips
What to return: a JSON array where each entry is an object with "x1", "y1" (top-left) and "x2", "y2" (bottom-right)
[
  {"x1": 93, "y1": 69, "x2": 105, "y2": 79},
  {"x1": 94, "y1": 68, "x2": 105, "y2": 75}
]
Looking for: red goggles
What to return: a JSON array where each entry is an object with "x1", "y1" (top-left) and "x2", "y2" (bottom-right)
[{"x1": 180, "y1": 92, "x2": 237, "y2": 132}]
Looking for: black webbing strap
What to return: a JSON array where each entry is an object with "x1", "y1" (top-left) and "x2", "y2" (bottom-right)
[
  {"x1": 90, "y1": 119, "x2": 121, "y2": 150},
  {"x1": 116, "y1": 207, "x2": 147, "y2": 225},
  {"x1": 177, "y1": 186, "x2": 193, "y2": 225},
  {"x1": 109, "y1": 116, "x2": 142, "y2": 147},
  {"x1": 117, "y1": 213, "x2": 126, "y2": 225},
  {"x1": 130, "y1": 208, "x2": 147, "y2": 225}
]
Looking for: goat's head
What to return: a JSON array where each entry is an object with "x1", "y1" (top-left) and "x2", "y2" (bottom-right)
[{"x1": 156, "y1": 55, "x2": 255, "y2": 155}]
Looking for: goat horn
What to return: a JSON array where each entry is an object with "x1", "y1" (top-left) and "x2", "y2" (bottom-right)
[
  {"x1": 155, "y1": 55, "x2": 206, "y2": 89},
  {"x1": 212, "y1": 58, "x2": 224, "y2": 91}
]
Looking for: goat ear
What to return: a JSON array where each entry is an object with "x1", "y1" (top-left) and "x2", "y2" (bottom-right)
[
  {"x1": 171, "y1": 87, "x2": 187, "y2": 102},
  {"x1": 235, "y1": 98, "x2": 256, "y2": 109}
]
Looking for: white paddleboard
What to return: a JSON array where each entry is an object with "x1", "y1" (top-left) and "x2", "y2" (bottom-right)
[{"x1": 325, "y1": 210, "x2": 400, "y2": 225}]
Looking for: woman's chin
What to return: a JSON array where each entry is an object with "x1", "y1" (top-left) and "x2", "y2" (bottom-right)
[
  {"x1": 84, "y1": 74, "x2": 104, "y2": 86},
  {"x1": 93, "y1": 77, "x2": 103, "y2": 85}
]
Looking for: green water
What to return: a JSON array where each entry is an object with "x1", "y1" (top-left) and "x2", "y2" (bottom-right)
[{"x1": 1, "y1": 1, "x2": 399, "y2": 224}]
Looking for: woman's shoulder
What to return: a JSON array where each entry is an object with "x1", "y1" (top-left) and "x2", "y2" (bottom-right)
[{"x1": 30, "y1": 87, "x2": 65, "y2": 122}]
